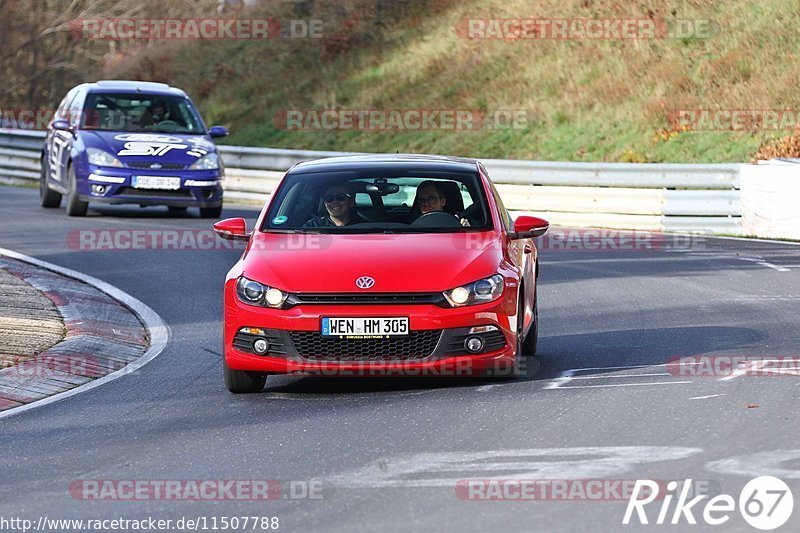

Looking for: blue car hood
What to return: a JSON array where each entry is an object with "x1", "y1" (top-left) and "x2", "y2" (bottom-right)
[{"x1": 81, "y1": 131, "x2": 217, "y2": 166}]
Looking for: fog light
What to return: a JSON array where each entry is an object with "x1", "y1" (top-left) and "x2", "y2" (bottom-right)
[
  {"x1": 253, "y1": 338, "x2": 269, "y2": 355},
  {"x1": 465, "y1": 336, "x2": 484, "y2": 353},
  {"x1": 91, "y1": 184, "x2": 106, "y2": 194}
]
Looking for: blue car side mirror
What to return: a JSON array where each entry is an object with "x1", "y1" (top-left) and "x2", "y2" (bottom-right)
[
  {"x1": 51, "y1": 119, "x2": 71, "y2": 132},
  {"x1": 209, "y1": 126, "x2": 228, "y2": 138}
]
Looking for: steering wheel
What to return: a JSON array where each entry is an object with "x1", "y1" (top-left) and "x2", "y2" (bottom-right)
[
  {"x1": 410, "y1": 210, "x2": 461, "y2": 227},
  {"x1": 154, "y1": 120, "x2": 180, "y2": 127}
]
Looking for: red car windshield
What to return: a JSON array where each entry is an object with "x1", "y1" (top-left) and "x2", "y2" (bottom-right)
[{"x1": 263, "y1": 171, "x2": 493, "y2": 233}]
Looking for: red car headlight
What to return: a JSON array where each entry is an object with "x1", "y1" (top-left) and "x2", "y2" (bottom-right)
[
  {"x1": 236, "y1": 276, "x2": 288, "y2": 309},
  {"x1": 443, "y1": 274, "x2": 504, "y2": 307}
]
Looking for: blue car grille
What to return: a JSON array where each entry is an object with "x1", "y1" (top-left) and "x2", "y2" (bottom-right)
[
  {"x1": 126, "y1": 161, "x2": 186, "y2": 170},
  {"x1": 115, "y1": 187, "x2": 192, "y2": 198}
]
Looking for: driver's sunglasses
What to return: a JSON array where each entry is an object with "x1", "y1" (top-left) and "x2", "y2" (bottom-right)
[
  {"x1": 418, "y1": 195, "x2": 442, "y2": 206},
  {"x1": 324, "y1": 193, "x2": 350, "y2": 203}
]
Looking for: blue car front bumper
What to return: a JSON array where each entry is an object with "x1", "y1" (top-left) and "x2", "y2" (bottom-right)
[{"x1": 75, "y1": 165, "x2": 223, "y2": 207}]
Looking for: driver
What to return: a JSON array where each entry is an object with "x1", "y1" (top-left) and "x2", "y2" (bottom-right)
[
  {"x1": 140, "y1": 100, "x2": 169, "y2": 127},
  {"x1": 414, "y1": 181, "x2": 470, "y2": 226},
  {"x1": 416, "y1": 181, "x2": 447, "y2": 215},
  {"x1": 304, "y1": 182, "x2": 366, "y2": 227}
]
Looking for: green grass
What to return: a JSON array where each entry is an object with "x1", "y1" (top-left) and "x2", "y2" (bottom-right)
[{"x1": 107, "y1": 0, "x2": 800, "y2": 162}]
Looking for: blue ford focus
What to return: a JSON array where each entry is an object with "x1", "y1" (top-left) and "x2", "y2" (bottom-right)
[{"x1": 40, "y1": 80, "x2": 227, "y2": 217}]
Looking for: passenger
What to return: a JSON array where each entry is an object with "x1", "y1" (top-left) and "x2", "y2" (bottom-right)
[{"x1": 414, "y1": 181, "x2": 470, "y2": 226}]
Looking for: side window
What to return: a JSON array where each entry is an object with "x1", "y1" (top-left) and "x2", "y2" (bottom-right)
[
  {"x1": 460, "y1": 183, "x2": 473, "y2": 208},
  {"x1": 54, "y1": 90, "x2": 77, "y2": 121},
  {"x1": 490, "y1": 183, "x2": 513, "y2": 231},
  {"x1": 480, "y1": 163, "x2": 513, "y2": 230},
  {"x1": 67, "y1": 90, "x2": 86, "y2": 127}
]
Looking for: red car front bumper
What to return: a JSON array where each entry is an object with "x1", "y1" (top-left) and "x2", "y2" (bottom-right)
[{"x1": 223, "y1": 277, "x2": 521, "y2": 377}]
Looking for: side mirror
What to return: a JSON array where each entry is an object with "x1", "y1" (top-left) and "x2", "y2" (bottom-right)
[
  {"x1": 208, "y1": 125, "x2": 228, "y2": 138},
  {"x1": 509, "y1": 216, "x2": 549, "y2": 239},
  {"x1": 51, "y1": 119, "x2": 71, "y2": 132},
  {"x1": 213, "y1": 217, "x2": 250, "y2": 241}
]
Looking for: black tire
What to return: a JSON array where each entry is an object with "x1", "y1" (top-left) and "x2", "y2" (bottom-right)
[
  {"x1": 522, "y1": 287, "x2": 539, "y2": 356},
  {"x1": 39, "y1": 162, "x2": 62, "y2": 208},
  {"x1": 223, "y1": 358, "x2": 267, "y2": 393},
  {"x1": 200, "y1": 203, "x2": 222, "y2": 219},
  {"x1": 168, "y1": 206, "x2": 188, "y2": 215},
  {"x1": 65, "y1": 164, "x2": 88, "y2": 217}
]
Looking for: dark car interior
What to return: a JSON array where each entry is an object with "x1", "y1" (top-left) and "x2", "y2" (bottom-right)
[{"x1": 281, "y1": 177, "x2": 487, "y2": 229}]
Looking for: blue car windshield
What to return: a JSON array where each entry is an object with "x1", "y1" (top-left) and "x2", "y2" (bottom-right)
[{"x1": 80, "y1": 93, "x2": 205, "y2": 134}]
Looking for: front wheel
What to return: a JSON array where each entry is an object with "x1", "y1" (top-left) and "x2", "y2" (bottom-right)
[
  {"x1": 223, "y1": 358, "x2": 267, "y2": 393},
  {"x1": 65, "y1": 164, "x2": 88, "y2": 217},
  {"x1": 39, "y1": 162, "x2": 62, "y2": 208},
  {"x1": 522, "y1": 288, "x2": 539, "y2": 356}
]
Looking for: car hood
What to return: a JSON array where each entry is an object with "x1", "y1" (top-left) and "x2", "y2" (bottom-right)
[
  {"x1": 80, "y1": 130, "x2": 216, "y2": 166},
  {"x1": 241, "y1": 232, "x2": 504, "y2": 293}
]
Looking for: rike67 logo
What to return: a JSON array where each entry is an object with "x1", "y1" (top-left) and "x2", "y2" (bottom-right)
[{"x1": 623, "y1": 476, "x2": 793, "y2": 530}]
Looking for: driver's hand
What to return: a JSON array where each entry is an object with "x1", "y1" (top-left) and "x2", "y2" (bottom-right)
[{"x1": 459, "y1": 218, "x2": 470, "y2": 227}]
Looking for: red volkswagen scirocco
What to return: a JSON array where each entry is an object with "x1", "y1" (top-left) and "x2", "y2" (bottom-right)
[{"x1": 214, "y1": 154, "x2": 548, "y2": 393}]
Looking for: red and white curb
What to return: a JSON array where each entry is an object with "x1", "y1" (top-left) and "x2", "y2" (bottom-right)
[{"x1": 0, "y1": 247, "x2": 168, "y2": 420}]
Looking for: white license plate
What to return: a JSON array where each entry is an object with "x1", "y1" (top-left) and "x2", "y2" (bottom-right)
[
  {"x1": 321, "y1": 317, "x2": 409, "y2": 337},
  {"x1": 132, "y1": 176, "x2": 181, "y2": 190}
]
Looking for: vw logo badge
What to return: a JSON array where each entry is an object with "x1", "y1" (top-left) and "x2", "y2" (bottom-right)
[{"x1": 355, "y1": 276, "x2": 375, "y2": 289}]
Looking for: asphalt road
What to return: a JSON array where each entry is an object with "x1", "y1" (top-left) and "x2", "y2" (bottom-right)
[{"x1": 1, "y1": 184, "x2": 798, "y2": 532}]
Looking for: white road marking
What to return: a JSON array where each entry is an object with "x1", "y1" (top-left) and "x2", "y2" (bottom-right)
[
  {"x1": 719, "y1": 358, "x2": 800, "y2": 381},
  {"x1": 0, "y1": 247, "x2": 170, "y2": 420},
  {"x1": 706, "y1": 450, "x2": 800, "y2": 479},
  {"x1": 568, "y1": 373, "x2": 672, "y2": 380},
  {"x1": 545, "y1": 364, "x2": 701, "y2": 390},
  {"x1": 476, "y1": 384, "x2": 502, "y2": 392},
  {"x1": 326, "y1": 447, "x2": 703, "y2": 488},
  {"x1": 690, "y1": 394, "x2": 726, "y2": 400},
  {"x1": 737, "y1": 257, "x2": 791, "y2": 272},
  {"x1": 555, "y1": 381, "x2": 693, "y2": 389}
]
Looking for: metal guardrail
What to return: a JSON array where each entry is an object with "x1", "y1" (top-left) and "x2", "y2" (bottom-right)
[{"x1": 0, "y1": 128, "x2": 743, "y2": 234}]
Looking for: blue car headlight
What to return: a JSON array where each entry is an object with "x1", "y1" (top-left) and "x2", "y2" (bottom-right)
[
  {"x1": 189, "y1": 153, "x2": 220, "y2": 170},
  {"x1": 443, "y1": 274, "x2": 505, "y2": 307},
  {"x1": 236, "y1": 276, "x2": 288, "y2": 308},
  {"x1": 86, "y1": 147, "x2": 123, "y2": 168}
]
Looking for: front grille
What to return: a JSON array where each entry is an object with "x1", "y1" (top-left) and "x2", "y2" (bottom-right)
[
  {"x1": 126, "y1": 161, "x2": 186, "y2": 170},
  {"x1": 115, "y1": 187, "x2": 192, "y2": 198},
  {"x1": 288, "y1": 292, "x2": 443, "y2": 306},
  {"x1": 289, "y1": 330, "x2": 442, "y2": 361}
]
